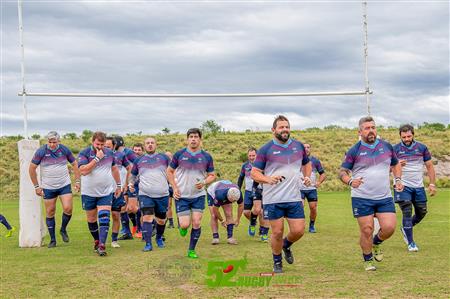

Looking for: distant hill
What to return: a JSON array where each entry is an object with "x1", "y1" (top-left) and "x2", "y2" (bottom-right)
[{"x1": 1, "y1": 127, "x2": 449, "y2": 200}]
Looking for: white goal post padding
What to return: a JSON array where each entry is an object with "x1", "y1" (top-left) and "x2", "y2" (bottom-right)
[{"x1": 18, "y1": 139, "x2": 46, "y2": 247}]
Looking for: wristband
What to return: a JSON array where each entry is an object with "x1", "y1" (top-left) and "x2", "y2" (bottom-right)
[
  {"x1": 116, "y1": 183, "x2": 122, "y2": 188},
  {"x1": 394, "y1": 177, "x2": 402, "y2": 183},
  {"x1": 75, "y1": 180, "x2": 80, "y2": 184},
  {"x1": 34, "y1": 184, "x2": 40, "y2": 189},
  {"x1": 94, "y1": 156, "x2": 100, "y2": 163},
  {"x1": 429, "y1": 183, "x2": 435, "y2": 187},
  {"x1": 347, "y1": 179, "x2": 353, "y2": 186}
]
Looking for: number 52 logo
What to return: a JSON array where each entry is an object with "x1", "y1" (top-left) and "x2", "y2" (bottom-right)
[{"x1": 205, "y1": 257, "x2": 248, "y2": 287}]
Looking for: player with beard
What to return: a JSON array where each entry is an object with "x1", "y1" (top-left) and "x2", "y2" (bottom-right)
[
  {"x1": 251, "y1": 115, "x2": 312, "y2": 273},
  {"x1": 339, "y1": 116, "x2": 403, "y2": 271},
  {"x1": 393, "y1": 124, "x2": 436, "y2": 252},
  {"x1": 78, "y1": 132, "x2": 122, "y2": 256}
]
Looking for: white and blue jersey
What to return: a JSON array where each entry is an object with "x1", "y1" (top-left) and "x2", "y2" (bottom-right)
[
  {"x1": 78, "y1": 146, "x2": 116, "y2": 197},
  {"x1": 341, "y1": 139, "x2": 399, "y2": 200},
  {"x1": 170, "y1": 148, "x2": 214, "y2": 199},
  {"x1": 300, "y1": 156, "x2": 325, "y2": 191},
  {"x1": 31, "y1": 144, "x2": 76, "y2": 190},
  {"x1": 131, "y1": 153, "x2": 170, "y2": 198},
  {"x1": 394, "y1": 141, "x2": 431, "y2": 188},
  {"x1": 112, "y1": 151, "x2": 130, "y2": 188},
  {"x1": 238, "y1": 161, "x2": 254, "y2": 192},
  {"x1": 254, "y1": 139, "x2": 310, "y2": 205},
  {"x1": 123, "y1": 147, "x2": 138, "y2": 164},
  {"x1": 207, "y1": 180, "x2": 243, "y2": 207}
]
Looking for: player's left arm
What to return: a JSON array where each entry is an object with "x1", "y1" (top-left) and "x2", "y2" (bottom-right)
[
  {"x1": 235, "y1": 202, "x2": 244, "y2": 227},
  {"x1": 71, "y1": 160, "x2": 81, "y2": 192},
  {"x1": 391, "y1": 162, "x2": 404, "y2": 192},
  {"x1": 316, "y1": 172, "x2": 327, "y2": 188},
  {"x1": 425, "y1": 160, "x2": 437, "y2": 196},
  {"x1": 111, "y1": 165, "x2": 122, "y2": 197}
]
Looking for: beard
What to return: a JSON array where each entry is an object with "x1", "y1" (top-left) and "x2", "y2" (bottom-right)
[
  {"x1": 365, "y1": 133, "x2": 376, "y2": 144},
  {"x1": 403, "y1": 139, "x2": 414, "y2": 146},
  {"x1": 275, "y1": 131, "x2": 290, "y2": 143}
]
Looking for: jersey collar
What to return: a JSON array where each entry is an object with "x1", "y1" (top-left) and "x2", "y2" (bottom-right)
[
  {"x1": 361, "y1": 138, "x2": 379, "y2": 149},
  {"x1": 272, "y1": 138, "x2": 292, "y2": 148},
  {"x1": 401, "y1": 140, "x2": 416, "y2": 149}
]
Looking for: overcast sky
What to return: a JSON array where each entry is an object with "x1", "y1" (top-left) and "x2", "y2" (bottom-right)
[{"x1": 1, "y1": 1, "x2": 449, "y2": 136}]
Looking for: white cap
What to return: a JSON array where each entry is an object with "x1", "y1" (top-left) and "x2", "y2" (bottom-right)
[{"x1": 227, "y1": 187, "x2": 240, "y2": 202}]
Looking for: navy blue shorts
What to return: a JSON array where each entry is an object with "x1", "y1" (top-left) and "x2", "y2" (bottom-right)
[
  {"x1": 351, "y1": 197, "x2": 396, "y2": 218},
  {"x1": 112, "y1": 193, "x2": 126, "y2": 211},
  {"x1": 207, "y1": 193, "x2": 214, "y2": 207},
  {"x1": 43, "y1": 184, "x2": 72, "y2": 200},
  {"x1": 169, "y1": 186, "x2": 173, "y2": 198},
  {"x1": 175, "y1": 196, "x2": 205, "y2": 216},
  {"x1": 300, "y1": 189, "x2": 318, "y2": 202},
  {"x1": 263, "y1": 201, "x2": 305, "y2": 220},
  {"x1": 139, "y1": 195, "x2": 169, "y2": 215},
  {"x1": 244, "y1": 190, "x2": 262, "y2": 210},
  {"x1": 81, "y1": 194, "x2": 113, "y2": 211},
  {"x1": 394, "y1": 186, "x2": 427, "y2": 203}
]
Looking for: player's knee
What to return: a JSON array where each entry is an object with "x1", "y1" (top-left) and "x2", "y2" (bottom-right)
[
  {"x1": 46, "y1": 209, "x2": 56, "y2": 217},
  {"x1": 361, "y1": 225, "x2": 374, "y2": 237},
  {"x1": 399, "y1": 202, "x2": 413, "y2": 218},
  {"x1": 253, "y1": 206, "x2": 261, "y2": 215},
  {"x1": 111, "y1": 212, "x2": 120, "y2": 221},
  {"x1": 271, "y1": 229, "x2": 283, "y2": 240},
  {"x1": 415, "y1": 205, "x2": 428, "y2": 223},
  {"x1": 141, "y1": 207, "x2": 154, "y2": 216},
  {"x1": 98, "y1": 210, "x2": 111, "y2": 226},
  {"x1": 155, "y1": 212, "x2": 166, "y2": 220}
]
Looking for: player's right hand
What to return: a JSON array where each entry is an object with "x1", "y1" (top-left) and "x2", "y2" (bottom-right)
[
  {"x1": 350, "y1": 177, "x2": 364, "y2": 188},
  {"x1": 267, "y1": 175, "x2": 283, "y2": 185},
  {"x1": 96, "y1": 149, "x2": 105, "y2": 159},
  {"x1": 173, "y1": 187, "x2": 181, "y2": 200},
  {"x1": 35, "y1": 187, "x2": 43, "y2": 197}
]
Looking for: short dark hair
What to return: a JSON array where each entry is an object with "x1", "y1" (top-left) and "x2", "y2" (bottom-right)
[
  {"x1": 92, "y1": 131, "x2": 106, "y2": 142},
  {"x1": 272, "y1": 115, "x2": 290, "y2": 129},
  {"x1": 399, "y1": 124, "x2": 414, "y2": 135},
  {"x1": 187, "y1": 128, "x2": 202, "y2": 139},
  {"x1": 358, "y1": 116, "x2": 375, "y2": 128},
  {"x1": 248, "y1": 147, "x2": 257, "y2": 153},
  {"x1": 133, "y1": 143, "x2": 144, "y2": 150},
  {"x1": 106, "y1": 136, "x2": 116, "y2": 145}
]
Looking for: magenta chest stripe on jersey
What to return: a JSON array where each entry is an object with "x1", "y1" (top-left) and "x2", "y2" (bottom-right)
[
  {"x1": 97, "y1": 156, "x2": 113, "y2": 167},
  {"x1": 138, "y1": 159, "x2": 167, "y2": 170},
  {"x1": 41, "y1": 155, "x2": 68, "y2": 166},
  {"x1": 266, "y1": 146, "x2": 304, "y2": 165},
  {"x1": 354, "y1": 149, "x2": 392, "y2": 166},
  {"x1": 178, "y1": 152, "x2": 209, "y2": 170}
]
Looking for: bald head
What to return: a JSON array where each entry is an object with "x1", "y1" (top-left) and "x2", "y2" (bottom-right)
[{"x1": 144, "y1": 137, "x2": 157, "y2": 154}]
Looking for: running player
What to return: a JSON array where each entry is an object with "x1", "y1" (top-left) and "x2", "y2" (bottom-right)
[
  {"x1": 78, "y1": 131, "x2": 122, "y2": 256},
  {"x1": 394, "y1": 124, "x2": 436, "y2": 252},
  {"x1": 237, "y1": 147, "x2": 269, "y2": 241},
  {"x1": 0, "y1": 214, "x2": 15, "y2": 237},
  {"x1": 167, "y1": 128, "x2": 216, "y2": 258},
  {"x1": 129, "y1": 137, "x2": 170, "y2": 251},
  {"x1": 299, "y1": 143, "x2": 326, "y2": 233},
  {"x1": 251, "y1": 115, "x2": 312, "y2": 273},
  {"x1": 29, "y1": 131, "x2": 80, "y2": 247},
  {"x1": 207, "y1": 180, "x2": 244, "y2": 245},
  {"x1": 339, "y1": 116, "x2": 403, "y2": 271},
  {"x1": 165, "y1": 151, "x2": 176, "y2": 229}
]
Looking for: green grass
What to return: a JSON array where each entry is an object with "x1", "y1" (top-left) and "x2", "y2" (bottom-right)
[{"x1": 1, "y1": 190, "x2": 449, "y2": 298}]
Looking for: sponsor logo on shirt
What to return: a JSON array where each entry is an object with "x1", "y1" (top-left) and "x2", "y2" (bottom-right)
[{"x1": 273, "y1": 151, "x2": 281, "y2": 155}]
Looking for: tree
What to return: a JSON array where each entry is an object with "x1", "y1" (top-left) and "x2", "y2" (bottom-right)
[
  {"x1": 201, "y1": 120, "x2": 222, "y2": 136},
  {"x1": 162, "y1": 127, "x2": 171, "y2": 135},
  {"x1": 31, "y1": 134, "x2": 40, "y2": 140},
  {"x1": 81, "y1": 130, "x2": 93, "y2": 143},
  {"x1": 63, "y1": 132, "x2": 78, "y2": 140}
]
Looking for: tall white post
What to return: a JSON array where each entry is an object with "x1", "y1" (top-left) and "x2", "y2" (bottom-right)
[
  {"x1": 18, "y1": 0, "x2": 28, "y2": 138},
  {"x1": 363, "y1": 2, "x2": 371, "y2": 116}
]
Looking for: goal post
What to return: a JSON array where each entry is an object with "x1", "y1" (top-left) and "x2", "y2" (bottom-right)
[{"x1": 18, "y1": 139, "x2": 46, "y2": 247}]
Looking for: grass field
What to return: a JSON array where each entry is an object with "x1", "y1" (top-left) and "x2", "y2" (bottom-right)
[{"x1": 1, "y1": 190, "x2": 448, "y2": 298}]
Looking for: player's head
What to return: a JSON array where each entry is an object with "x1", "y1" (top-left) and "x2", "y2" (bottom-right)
[
  {"x1": 144, "y1": 137, "x2": 157, "y2": 154},
  {"x1": 114, "y1": 136, "x2": 125, "y2": 151},
  {"x1": 358, "y1": 116, "x2": 377, "y2": 144},
  {"x1": 105, "y1": 137, "x2": 115, "y2": 150},
  {"x1": 304, "y1": 143, "x2": 311, "y2": 156},
  {"x1": 186, "y1": 128, "x2": 202, "y2": 150},
  {"x1": 46, "y1": 131, "x2": 60, "y2": 150},
  {"x1": 227, "y1": 187, "x2": 241, "y2": 202},
  {"x1": 399, "y1": 124, "x2": 415, "y2": 146},
  {"x1": 247, "y1": 147, "x2": 257, "y2": 163},
  {"x1": 272, "y1": 115, "x2": 290, "y2": 143},
  {"x1": 91, "y1": 131, "x2": 107, "y2": 151},
  {"x1": 133, "y1": 143, "x2": 144, "y2": 156}
]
